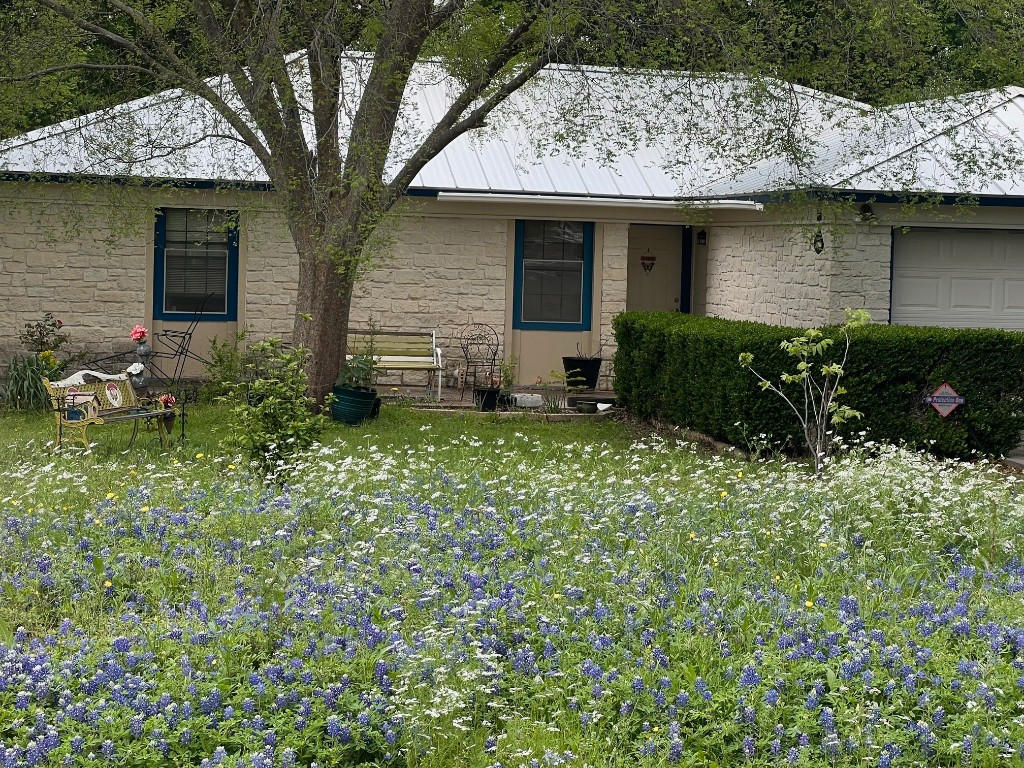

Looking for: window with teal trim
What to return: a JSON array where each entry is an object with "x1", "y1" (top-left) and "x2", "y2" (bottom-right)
[
  {"x1": 513, "y1": 220, "x2": 593, "y2": 331},
  {"x1": 154, "y1": 208, "x2": 239, "y2": 321}
]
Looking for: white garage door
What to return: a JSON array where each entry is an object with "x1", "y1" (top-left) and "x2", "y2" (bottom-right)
[{"x1": 891, "y1": 228, "x2": 1024, "y2": 330}]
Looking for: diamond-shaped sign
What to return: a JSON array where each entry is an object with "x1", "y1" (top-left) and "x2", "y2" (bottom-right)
[{"x1": 923, "y1": 382, "x2": 965, "y2": 417}]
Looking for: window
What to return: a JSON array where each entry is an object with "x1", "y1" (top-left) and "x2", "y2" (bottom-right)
[
  {"x1": 154, "y1": 208, "x2": 239, "y2": 321},
  {"x1": 513, "y1": 220, "x2": 594, "y2": 331}
]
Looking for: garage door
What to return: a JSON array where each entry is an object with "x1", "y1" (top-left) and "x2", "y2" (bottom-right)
[{"x1": 891, "y1": 228, "x2": 1024, "y2": 330}]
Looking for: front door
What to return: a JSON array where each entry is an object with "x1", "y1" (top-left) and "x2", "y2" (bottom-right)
[{"x1": 626, "y1": 224, "x2": 685, "y2": 312}]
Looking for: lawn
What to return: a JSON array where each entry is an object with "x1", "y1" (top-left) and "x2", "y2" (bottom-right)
[{"x1": 1, "y1": 405, "x2": 1023, "y2": 767}]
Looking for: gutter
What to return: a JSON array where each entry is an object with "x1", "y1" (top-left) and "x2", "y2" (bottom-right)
[{"x1": 434, "y1": 191, "x2": 764, "y2": 211}]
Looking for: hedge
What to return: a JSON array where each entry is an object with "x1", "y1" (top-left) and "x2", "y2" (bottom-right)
[{"x1": 612, "y1": 312, "x2": 1024, "y2": 458}]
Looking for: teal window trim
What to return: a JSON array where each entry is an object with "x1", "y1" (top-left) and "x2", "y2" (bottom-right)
[
  {"x1": 513, "y1": 220, "x2": 594, "y2": 331},
  {"x1": 153, "y1": 208, "x2": 239, "y2": 322}
]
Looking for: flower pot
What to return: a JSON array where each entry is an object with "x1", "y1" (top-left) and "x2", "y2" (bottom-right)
[
  {"x1": 561, "y1": 356, "x2": 602, "y2": 390},
  {"x1": 161, "y1": 412, "x2": 176, "y2": 434},
  {"x1": 330, "y1": 386, "x2": 377, "y2": 425},
  {"x1": 575, "y1": 400, "x2": 598, "y2": 414},
  {"x1": 474, "y1": 386, "x2": 500, "y2": 412}
]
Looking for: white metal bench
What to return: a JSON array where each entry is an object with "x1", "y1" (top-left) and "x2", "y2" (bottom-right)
[{"x1": 348, "y1": 329, "x2": 443, "y2": 401}]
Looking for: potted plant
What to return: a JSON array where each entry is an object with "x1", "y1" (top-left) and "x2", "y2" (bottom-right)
[
  {"x1": 473, "y1": 372, "x2": 500, "y2": 412},
  {"x1": 331, "y1": 353, "x2": 378, "y2": 424},
  {"x1": 496, "y1": 355, "x2": 518, "y2": 410},
  {"x1": 561, "y1": 340, "x2": 604, "y2": 391}
]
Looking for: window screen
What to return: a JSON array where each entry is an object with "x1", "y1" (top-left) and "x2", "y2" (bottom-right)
[
  {"x1": 162, "y1": 209, "x2": 234, "y2": 314},
  {"x1": 520, "y1": 221, "x2": 585, "y2": 323}
]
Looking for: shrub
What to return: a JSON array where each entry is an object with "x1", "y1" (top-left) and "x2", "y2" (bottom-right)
[
  {"x1": 613, "y1": 312, "x2": 1024, "y2": 459},
  {"x1": 200, "y1": 328, "x2": 252, "y2": 402},
  {"x1": 226, "y1": 339, "x2": 327, "y2": 476},
  {"x1": 2, "y1": 313, "x2": 82, "y2": 410},
  {"x1": 2, "y1": 354, "x2": 59, "y2": 410}
]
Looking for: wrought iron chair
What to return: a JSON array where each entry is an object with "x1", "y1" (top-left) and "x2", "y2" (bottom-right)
[
  {"x1": 147, "y1": 292, "x2": 215, "y2": 390},
  {"x1": 456, "y1": 323, "x2": 500, "y2": 399}
]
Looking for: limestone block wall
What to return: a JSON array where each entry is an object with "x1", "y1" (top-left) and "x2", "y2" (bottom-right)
[
  {"x1": 241, "y1": 207, "x2": 299, "y2": 339},
  {"x1": 351, "y1": 215, "x2": 508, "y2": 384},
  {"x1": 828, "y1": 225, "x2": 894, "y2": 322},
  {"x1": 598, "y1": 222, "x2": 629, "y2": 384},
  {"x1": 701, "y1": 222, "x2": 892, "y2": 327},
  {"x1": 0, "y1": 182, "x2": 150, "y2": 362}
]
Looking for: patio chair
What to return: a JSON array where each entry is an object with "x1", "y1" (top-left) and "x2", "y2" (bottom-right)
[{"x1": 456, "y1": 323, "x2": 500, "y2": 399}]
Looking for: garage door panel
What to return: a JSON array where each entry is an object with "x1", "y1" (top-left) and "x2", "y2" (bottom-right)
[
  {"x1": 892, "y1": 228, "x2": 1024, "y2": 330},
  {"x1": 1005, "y1": 280, "x2": 1024, "y2": 310},
  {"x1": 949, "y1": 278, "x2": 995, "y2": 310}
]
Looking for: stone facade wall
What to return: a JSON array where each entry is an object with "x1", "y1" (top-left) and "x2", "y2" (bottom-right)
[
  {"x1": 350, "y1": 215, "x2": 508, "y2": 385},
  {"x1": 702, "y1": 222, "x2": 893, "y2": 326},
  {"x1": 0, "y1": 183, "x2": 151, "y2": 362},
  {"x1": 351, "y1": 215, "x2": 507, "y2": 335},
  {"x1": 828, "y1": 225, "x2": 894, "y2": 322},
  {"x1": 242, "y1": 207, "x2": 299, "y2": 339},
  {"x1": 598, "y1": 222, "x2": 629, "y2": 383}
]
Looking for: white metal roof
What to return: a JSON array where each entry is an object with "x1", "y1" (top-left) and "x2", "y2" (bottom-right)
[
  {"x1": 2, "y1": 57, "x2": 1021, "y2": 201},
  {"x1": 696, "y1": 87, "x2": 1024, "y2": 198},
  {"x1": 0, "y1": 58, "x2": 869, "y2": 201}
]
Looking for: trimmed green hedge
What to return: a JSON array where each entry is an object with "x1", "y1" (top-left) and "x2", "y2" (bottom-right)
[{"x1": 613, "y1": 312, "x2": 1024, "y2": 458}]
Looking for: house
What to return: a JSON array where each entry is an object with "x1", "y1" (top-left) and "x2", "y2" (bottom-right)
[{"x1": 2, "y1": 61, "x2": 1023, "y2": 387}]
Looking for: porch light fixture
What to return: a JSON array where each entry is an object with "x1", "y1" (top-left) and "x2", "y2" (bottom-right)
[
  {"x1": 696, "y1": 229, "x2": 707, "y2": 245},
  {"x1": 812, "y1": 211, "x2": 825, "y2": 254},
  {"x1": 813, "y1": 229, "x2": 825, "y2": 254}
]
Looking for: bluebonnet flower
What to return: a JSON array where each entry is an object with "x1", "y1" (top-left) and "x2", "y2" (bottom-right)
[
  {"x1": 694, "y1": 677, "x2": 712, "y2": 701},
  {"x1": 667, "y1": 739, "x2": 683, "y2": 763},
  {"x1": 739, "y1": 663, "x2": 762, "y2": 688}
]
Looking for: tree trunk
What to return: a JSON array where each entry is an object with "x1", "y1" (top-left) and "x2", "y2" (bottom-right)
[{"x1": 292, "y1": 233, "x2": 358, "y2": 406}]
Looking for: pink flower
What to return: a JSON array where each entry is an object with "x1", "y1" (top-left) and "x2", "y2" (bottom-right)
[
  {"x1": 131, "y1": 324, "x2": 148, "y2": 342},
  {"x1": 159, "y1": 393, "x2": 175, "y2": 408}
]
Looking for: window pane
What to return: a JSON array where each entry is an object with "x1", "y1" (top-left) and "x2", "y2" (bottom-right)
[
  {"x1": 162, "y1": 209, "x2": 233, "y2": 313},
  {"x1": 521, "y1": 226, "x2": 584, "y2": 323}
]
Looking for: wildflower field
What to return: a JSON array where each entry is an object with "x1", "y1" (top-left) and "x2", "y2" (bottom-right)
[{"x1": 2, "y1": 408, "x2": 1024, "y2": 767}]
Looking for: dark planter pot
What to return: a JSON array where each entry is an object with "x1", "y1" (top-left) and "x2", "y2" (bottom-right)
[
  {"x1": 331, "y1": 386, "x2": 377, "y2": 425},
  {"x1": 575, "y1": 400, "x2": 598, "y2": 414},
  {"x1": 562, "y1": 357, "x2": 602, "y2": 390},
  {"x1": 161, "y1": 412, "x2": 176, "y2": 434},
  {"x1": 474, "y1": 386, "x2": 500, "y2": 412},
  {"x1": 497, "y1": 392, "x2": 515, "y2": 410}
]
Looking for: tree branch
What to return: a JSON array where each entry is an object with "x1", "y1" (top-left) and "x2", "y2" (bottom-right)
[
  {"x1": 30, "y1": 0, "x2": 276, "y2": 173},
  {"x1": 0, "y1": 63, "x2": 158, "y2": 82},
  {"x1": 386, "y1": 50, "x2": 552, "y2": 204}
]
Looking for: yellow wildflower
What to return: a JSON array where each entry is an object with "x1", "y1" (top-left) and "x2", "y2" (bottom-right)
[
  {"x1": 103, "y1": 580, "x2": 112, "y2": 588},
  {"x1": 805, "y1": 600, "x2": 814, "y2": 608},
  {"x1": 195, "y1": 452, "x2": 205, "y2": 459}
]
